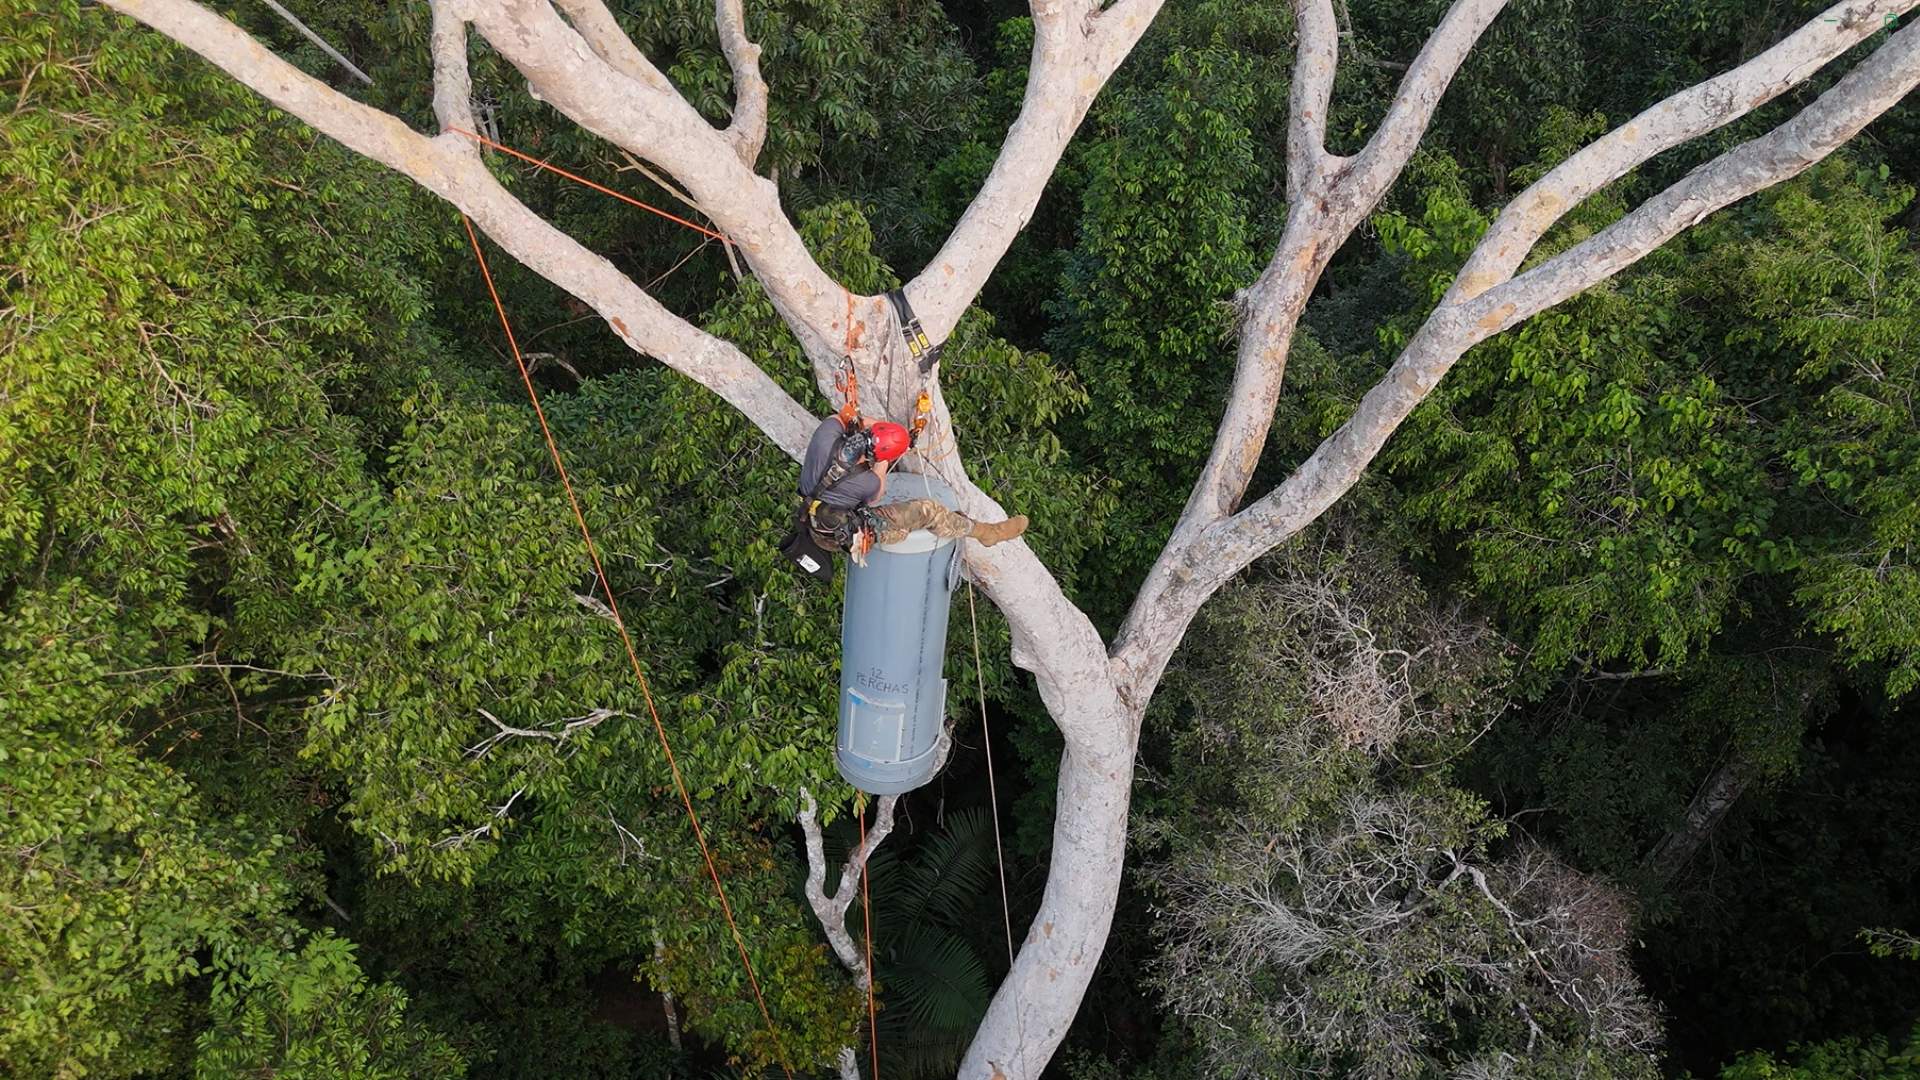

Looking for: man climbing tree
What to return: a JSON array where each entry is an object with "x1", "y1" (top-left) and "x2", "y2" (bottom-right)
[
  {"x1": 792, "y1": 411, "x2": 1027, "y2": 568},
  {"x1": 60, "y1": 0, "x2": 1920, "y2": 1074}
]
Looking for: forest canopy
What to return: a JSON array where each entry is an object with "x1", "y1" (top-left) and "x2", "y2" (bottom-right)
[{"x1": 3, "y1": 0, "x2": 1918, "y2": 1077}]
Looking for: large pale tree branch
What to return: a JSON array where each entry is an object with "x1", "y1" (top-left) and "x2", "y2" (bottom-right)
[
  {"x1": 430, "y1": 0, "x2": 478, "y2": 148},
  {"x1": 1117, "y1": 16, "x2": 1920, "y2": 694},
  {"x1": 1469, "y1": 15, "x2": 1920, "y2": 330},
  {"x1": 1112, "y1": 0, "x2": 1509, "y2": 697},
  {"x1": 1341, "y1": 0, "x2": 1510, "y2": 205},
  {"x1": 1177, "y1": 0, "x2": 1508, "y2": 533},
  {"x1": 460, "y1": 0, "x2": 857, "y2": 364},
  {"x1": 1286, "y1": 0, "x2": 1339, "y2": 194},
  {"x1": 549, "y1": 0, "x2": 766, "y2": 169},
  {"x1": 469, "y1": 0, "x2": 1164, "y2": 390},
  {"x1": 548, "y1": 0, "x2": 673, "y2": 92},
  {"x1": 100, "y1": 0, "x2": 815, "y2": 454},
  {"x1": 1448, "y1": 0, "x2": 1919, "y2": 302},
  {"x1": 714, "y1": 0, "x2": 769, "y2": 168}
]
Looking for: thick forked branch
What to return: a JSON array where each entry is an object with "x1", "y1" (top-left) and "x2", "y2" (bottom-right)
[
  {"x1": 1122, "y1": 0, "x2": 1899, "y2": 662},
  {"x1": 467, "y1": 0, "x2": 1164, "y2": 378},
  {"x1": 797, "y1": 789, "x2": 899, "y2": 987},
  {"x1": 1122, "y1": 16, "x2": 1920, "y2": 689},
  {"x1": 1467, "y1": 14, "x2": 1920, "y2": 326},
  {"x1": 1113, "y1": 0, "x2": 1511, "y2": 699},
  {"x1": 549, "y1": 0, "x2": 766, "y2": 168},
  {"x1": 714, "y1": 0, "x2": 769, "y2": 167},
  {"x1": 1206, "y1": 0, "x2": 1510, "y2": 524},
  {"x1": 98, "y1": 0, "x2": 815, "y2": 455},
  {"x1": 463, "y1": 0, "x2": 851, "y2": 358}
]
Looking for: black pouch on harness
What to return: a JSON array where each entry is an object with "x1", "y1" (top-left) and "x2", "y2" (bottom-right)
[{"x1": 778, "y1": 511, "x2": 837, "y2": 584}]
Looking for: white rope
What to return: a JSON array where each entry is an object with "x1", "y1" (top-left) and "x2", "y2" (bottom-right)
[
  {"x1": 967, "y1": 581, "x2": 1016, "y2": 967},
  {"x1": 259, "y1": 0, "x2": 374, "y2": 85}
]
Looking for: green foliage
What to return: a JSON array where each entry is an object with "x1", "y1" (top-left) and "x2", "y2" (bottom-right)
[
  {"x1": 1719, "y1": 1028, "x2": 1920, "y2": 1080},
  {"x1": 0, "y1": 587, "x2": 459, "y2": 1079},
  {"x1": 1376, "y1": 152, "x2": 1767, "y2": 672},
  {"x1": 1, "y1": 7, "x2": 456, "y2": 1075},
  {"x1": 1047, "y1": 30, "x2": 1263, "y2": 598},
  {"x1": 196, "y1": 935, "x2": 465, "y2": 1079},
  {"x1": 1863, "y1": 929, "x2": 1920, "y2": 962},
  {"x1": 1371, "y1": 147, "x2": 1920, "y2": 689},
  {"x1": 2, "y1": 587, "x2": 285, "y2": 1077},
  {"x1": 865, "y1": 809, "x2": 1003, "y2": 1078},
  {"x1": 1712, "y1": 165, "x2": 1920, "y2": 695}
]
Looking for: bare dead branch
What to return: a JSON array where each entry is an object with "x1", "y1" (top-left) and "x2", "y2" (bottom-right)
[
  {"x1": 609, "y1": 809, "x2": 655, "y2": 866},
  {"x1": 260, "y1": 0, "x2": 371, "y2": 85},
  {"x1": 467, "y1": 706, "x2": 623, "y2": 758},
  {"x1": 432, "y1": 787, "x2": 523, "y2": 850}
]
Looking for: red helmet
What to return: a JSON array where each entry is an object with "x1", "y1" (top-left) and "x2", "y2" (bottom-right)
[{"x1": 869, "y1": 421, "x2": 910, "y2": 462}]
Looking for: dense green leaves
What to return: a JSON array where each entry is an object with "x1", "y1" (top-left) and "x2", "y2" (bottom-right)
[{"x1": 11, "y1": 0, "x2": 1920, "y2": 1076}]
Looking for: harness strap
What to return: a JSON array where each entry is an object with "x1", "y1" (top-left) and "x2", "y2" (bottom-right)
[
  {"x1": 807, "y1": 499, "x2": 877, "y2": 553},
  {"x1": 885, "y1": 288, "x2": 943, "y2": 375}
]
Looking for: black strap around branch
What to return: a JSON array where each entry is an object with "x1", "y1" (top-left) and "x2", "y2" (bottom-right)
[{"x1": 885, "y1": 288, "x2": 944, "y2": 375}]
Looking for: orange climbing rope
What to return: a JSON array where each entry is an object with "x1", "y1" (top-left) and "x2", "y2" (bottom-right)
[
  {"x1": 448, "y1": 127, "x2": 727, "y2": 241},
  {"x1": 460, "y1": 215, "x2": 793, "y2": 1080},
  {"x1": 858, "y1": 805, "x2": 880, "y2": 1080}
]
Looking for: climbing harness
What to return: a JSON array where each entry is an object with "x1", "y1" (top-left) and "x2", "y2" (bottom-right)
[
  {"x1": 786, "y1": 417, "x2": 882, "y2": 570},
  {"x1": 460, "y1": 216, "x2": 795, "y2": 1080}
]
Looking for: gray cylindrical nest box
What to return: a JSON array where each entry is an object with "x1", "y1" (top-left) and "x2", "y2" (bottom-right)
[{"x1": 836, "y1": 472, "x2": 963, "y2": 795}]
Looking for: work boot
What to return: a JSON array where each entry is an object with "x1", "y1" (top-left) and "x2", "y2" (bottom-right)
[{"x1": 968, "y1": 515, "x2": 1028, "y2": 547}]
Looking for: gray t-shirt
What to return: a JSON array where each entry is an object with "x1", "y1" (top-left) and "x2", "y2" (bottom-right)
[{"x1": 799, "y1": 416, "x2": 881, "y2": 510}]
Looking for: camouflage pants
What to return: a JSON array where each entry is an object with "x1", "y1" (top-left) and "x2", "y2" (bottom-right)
[{"x1": 872, "y1": 499, "x2": 975, "y2": 546}]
